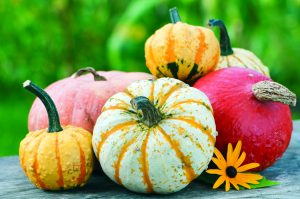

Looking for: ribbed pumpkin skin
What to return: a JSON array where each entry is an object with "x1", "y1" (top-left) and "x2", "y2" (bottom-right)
[
  {"x1": 19, "y1": 126, "x2": 93, "y2": 190},
  {"x1": 28, "y1": 71, "x2": 152, "y2": 133},
  {"x1": 217, "y1": 48, "x2": 270, "y2": 76},
  {"x1": 92, "y1": 78, "x2": 217, "y2": 194},
  {"x1": 145, "y1": 22, "x2": 220, "y2": 83}
]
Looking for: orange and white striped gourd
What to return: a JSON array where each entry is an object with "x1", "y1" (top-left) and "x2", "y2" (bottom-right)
[
  {"x1": 208, "y1": 19, "x2": 270, "y2": 76},
  {"x1": 92, "y1": 77, "x2": 217, "y2": 194},
  {"x1": 20, "y1": 81, "x2": 93, "y2": 190},
  {"x1": 145, "y1": 8, "x2": 220, "y2": 84}
]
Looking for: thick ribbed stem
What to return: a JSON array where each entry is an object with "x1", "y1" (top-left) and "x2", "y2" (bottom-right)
[
  {"x1": 130, "y1": 96, "x2": 162, "y2": 127},
  {"x1": 208, "y1": 19, "x2": 233, "y2": 56},
  {"x1": 23, "y1": 80, "x2": 63, "y2": 132},
  {"x1": 169, "y1": 7, "x2": 181, "y2": 23},
  {"x1": 71, "y1": 67, "x2": 106, "y2": 81},
  {"x1": 252, "y1": 81, "x2": 297, "y2": 106}
]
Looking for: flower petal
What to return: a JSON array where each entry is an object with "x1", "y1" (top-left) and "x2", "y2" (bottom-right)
[
  {"x1": 237, "y1": 181, "x2": 251, "y2": 189},
  {"x1": 229, "y1": 140, "x2": 242, "y2": 166},
  {"x1": 230, "y1": 178, "x2": 240, "y2": 190},
  {"x1": 214, "y1": 147, "x2": 226, "y2": 163},
  {"x1": 227, "y1": 143, "x2": 233, "y2": 165},
  {"x1": 234, "y1": 151, "x2": 246, "y2": 168},
  {"x1": 213, "y1": 176, "x2": 226, "y2": 189},
  {"x1": 238, "y1": 173, "x2": 263, "y2": 181},
  {"x1": 237, "y1": 163, "x2": 260, "y2": 172},
  {"x1": 225, "y1": 178, "x2": 230, "y2": 192},
  {"x1": 206, "y1": 169, "x2": 224, "y2": 175},
  {"x1": 212, "y1": 157, "x2": 226, "y2": 170}
]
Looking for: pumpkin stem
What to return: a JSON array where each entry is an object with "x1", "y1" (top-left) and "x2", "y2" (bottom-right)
[
  {"x1": 252, "y1": 81, "x2": 297, "y2": 106},
  {"x1": 23, "y1": 80, "x2": 63, "y2": 132},
  {"x1": 208, "y1": 19, "x2": 233, "y2": 56},
  {"x1": 169, "y1": 7, "x2": 181, "y2": 23},
  {"x1": 71, "y1": 67, "x2": 107, "y2": 81},
  {"x1": 130, "y1": 96, "x2": 162, "y2": 127}
]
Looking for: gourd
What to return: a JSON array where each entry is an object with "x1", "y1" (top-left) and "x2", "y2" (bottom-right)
[
  {"x1": 93, "y1": 77, "x2": 217, "y2": 194},
  {"x1": 193, "y1": 67, "x2": 296, "y2": 170},
  {"x1": 28, "y1": 67, "x2": 152, "y2": 133},
  {"x1": 20, "y1": 80, "x2": 93, "y2": 190},
  {"x1": 145, "y1": 8, "x2": 220, "y2": 84},
  {"x1": 208, "y1": 19, "x2": 270, "y2": 76}
]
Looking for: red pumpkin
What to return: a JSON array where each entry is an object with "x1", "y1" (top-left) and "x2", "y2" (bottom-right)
[
  {"x1": 193, "y1": 67, "x2": 296, "y2": 171},
  {"x1": 28, "y1": 67, "x2": 153, "y2": 133}
]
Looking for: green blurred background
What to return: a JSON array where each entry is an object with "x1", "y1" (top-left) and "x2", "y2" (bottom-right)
[{"x1": 0, "y1": 0, "x2": 299, "y2": 157}]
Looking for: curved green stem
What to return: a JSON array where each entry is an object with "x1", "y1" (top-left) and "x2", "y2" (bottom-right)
[
  {"x1": 208, "y1": 19, "x2": 233, "y2": 56},
  {"x1": 71, "y1": 67, "x2": 106, "y2": 81},
  {"x1": 130, "y1": 96, "x2": 162, "y2": 127},
  {"x1": 169, "y1": 7, "x2": 181, "y2": 23},
  {"x1": 23, "y1": 80, "x2": 63, "y2": 132}
]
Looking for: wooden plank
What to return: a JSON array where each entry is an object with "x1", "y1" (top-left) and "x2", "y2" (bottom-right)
[{"x1": 0, "y1": 121, "x2": 299, "y2": 199}]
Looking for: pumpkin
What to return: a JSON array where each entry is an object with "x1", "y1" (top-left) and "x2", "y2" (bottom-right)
[
  {"x1": 208, "y1": 19, "x2": 270, "y2": 76},
  {"x1": 92, "y1": 77, "x2": 217, "y2": 194},
  {"x1": 193, "y1": 67, "x2": 296, "y2": 171},
  {"x1": 28, "y1": 67, "x2": 152, "y2": 133},
  {"x1": 20, "y1": 80, "x2": 94, "y2": 190},
  {"x1": 145, "y1": 7, "x2": 220, "y2": 84}
]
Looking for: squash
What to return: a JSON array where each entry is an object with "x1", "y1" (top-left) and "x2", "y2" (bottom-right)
[
  {"x1": 28, "y1": 67, "x2": 152, "y2": 133},
  {"x1": 145, "y1": 8, "x2": 220, "y2": 84},
  {"x1": 20, "y1": 80, "x2": 93, "y2": 190},
  {"x1": 193, "y1": 67, "x2": 296, "y2": 171},
  {"x1": 208, "y1": 19, "x2": 270, "y2": 76},
  {"x1": 92, "y1": 77, "x2": 217, "y2": 194}
]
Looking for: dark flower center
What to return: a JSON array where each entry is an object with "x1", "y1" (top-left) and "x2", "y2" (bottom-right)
[{"x1": 226, "y1": 166, "x2": 237, "y2": 178}]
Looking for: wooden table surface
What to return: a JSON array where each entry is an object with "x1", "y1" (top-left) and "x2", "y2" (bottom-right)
[{"x1": 1, "y1": 121, "x2": 300, "y2": 199}]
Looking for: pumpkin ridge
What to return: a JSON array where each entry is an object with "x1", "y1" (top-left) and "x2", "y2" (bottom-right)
[
  {"x1": 147, "y1": 36, "x2": 159, "y2": 75},
  {"x1": 168, "y1": 99, "x2": 212, "y2": 112},
  {"x1": 123, "y1": 89, "x2": 135, "y2": 99},
  {"x1": 168, "y1": 117, "x2": 215, "y2": 144},
  {"x1": 96, "y1": 121, "x2": 137, "y2": 158},
  {"x1": 20, "y1": 132, "x2": 44, "y2": 173},
  {"x1": 32, "y1": 134, "x2": 48, "y2": 189},
  {"x1": 102, "y1": 106, "x2": 131, "y2": 113},
  {"x1": 194, "y1": 28, "x2": 207, "y2": 65},
  {"x1": 55, "y1": 133, "x2": 64, "y2": 188},
  {"x1": 165, "y1": 25, "x2": 176, "y2": 63},
  {"x1": 140, "y1": 129, "x2": 153, "y2": 193},
  {"x1": 232, "y1": 55, "x2": 250, "y2": 68},
  {"x1": 157, "y1": 83, "x2": 184, "y2": 107},
  {"x1": 70, "y1": 133, "x2": 86, "y2": 185},
  {"x1": 149, "y1": 80, "x2": 155, "y2": 103},
  {"x1": 114, "y1": 135, "x2": 139, "y2": 185},
  {"x1": 156, "y1": 126, "x2": 196, "y2": 182},
  {"x1": 233, "y1": 54, "x2": 262, "y2": 73}
]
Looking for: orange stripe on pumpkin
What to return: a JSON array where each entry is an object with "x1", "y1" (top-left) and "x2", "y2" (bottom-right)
[
  {"x1": 32, "y1": 134, "x2": 47, "y2": 189},
  {"x1": 140, "y1": 130, "x2": 153, "y2": 193},
  {"x1": 147, "y1": 36, "x2": 159, "y2": 75},
  {"x1": 114, "y1": 136, "x2": 138, "y2": 185},
  {"x1": 123, "y1": 89, "x2": 135, "y2": 99},
  {"x1": 156, "y1": 126, "x2": 197, "y2": 182},
  {"x1": 165, "y1": 25, "x2": 176, "y2": 63},
  {"x1": 148, "y1": 81, "x2": 155, "y2": 103},
  {"x1": 71, "y1": 134, "x2": 87, "y2": 185},
  {"x1": 194, "y1": 29, "x2": 208, "y2": 64},
  {"x1": 56, "y1": 133, "x2": 64, "y2": 188},
  {"x1": 96, "y1": 121, "x2": 137, "y2": 158},
  {"x1": 169, "y1": 99, "x2": 212, "y2": 112},
  {"x1": 168, "y1": 117, "x2": 215, "y2": 144},
  {"x1": 157, "y1": 83, "x2": 183, "y2": 107},
  {"x1": 102, "y1": 106, "x2": 130, "y2": 113}
]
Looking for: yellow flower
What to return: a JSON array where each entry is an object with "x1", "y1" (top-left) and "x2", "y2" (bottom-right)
[{"x1": 206, "y1": 140, "x2": 263, "y2": 191}]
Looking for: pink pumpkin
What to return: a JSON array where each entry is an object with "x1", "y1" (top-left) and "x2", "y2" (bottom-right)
[{"x1": 28, "y1": 67, "x2": 153, "y2": 133}]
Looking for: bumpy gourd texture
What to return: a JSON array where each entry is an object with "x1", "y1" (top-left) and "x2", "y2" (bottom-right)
[
  {"x1": 145, "y1": 22, "x2": 220, "y2": 83},
  {"x1": 19, "y1": 126, "x2": 93, "y2": 190},
  {"x1": 93, "y1": 77, "x2": 217, "y2": 194},
  {"x1": 217, "y1": 48, "x2": 270, "y2": 76}
]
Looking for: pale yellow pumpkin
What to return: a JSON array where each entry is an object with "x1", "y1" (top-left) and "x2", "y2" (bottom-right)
[
  {"x1": 208, "y1": 19, "x2": 270, "y2": 76},
  {"x1": 93, "y1": 77, "x2": 217, "y2": 194},
  {"x1": 145, "y1": 8, "x2": 220, "y2": 84},
  {"x1": 20, "y1": 81, "x2": 93, "y2": 190}
]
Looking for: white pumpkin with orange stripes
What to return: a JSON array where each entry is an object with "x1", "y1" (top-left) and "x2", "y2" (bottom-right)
[
  {"x1": 144, "y1": 8, "x2": 220, "y2": 84},
  {"x1": 92, "y1": 77, "x2": 217, "y2": 194},
  {"x1": 208, "y1": 19, "x2": 270, "y2": 76}
]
